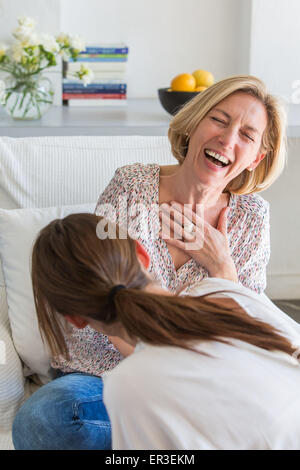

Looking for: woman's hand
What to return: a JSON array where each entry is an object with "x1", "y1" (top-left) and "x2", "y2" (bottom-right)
[{"x1": 159, "y1": 201, "x2": 238, "y2": 282}]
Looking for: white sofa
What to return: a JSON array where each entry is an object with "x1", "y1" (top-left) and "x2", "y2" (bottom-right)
[{"x1": 0, "y1": 135, "x2": 175, "y2": 450}]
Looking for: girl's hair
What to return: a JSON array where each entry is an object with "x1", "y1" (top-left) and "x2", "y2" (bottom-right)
[
  {"x1": 31, "y1": 213, "x2": 296, "y2": 360},
  {"x1": 168, "y1": 75, "x2": 287, "y2": 195}
]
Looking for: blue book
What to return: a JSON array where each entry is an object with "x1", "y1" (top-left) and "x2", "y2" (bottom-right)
[
  {"x1": 63, "y1": 83, "x2": 126, "y2": 92},
  {"x1": 69, "y1": 57, "x2": 128, "y2": 62},
  {"x1": 82, "y1": 45, "x2": 129, "y2": 54},
  {"x1": 63, "y1": 83, "x2": 127, "y2": 90},
  {"x1": 63, "y1": 85, "x2": 127, "y2": 90},
  {"x1": 63, "y1": 88, "x2": 127, "y2": 94}
]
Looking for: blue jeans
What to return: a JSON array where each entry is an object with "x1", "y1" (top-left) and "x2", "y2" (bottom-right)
[{"x1": 12, "y1": 372, "x2": 111, "y2": 450}]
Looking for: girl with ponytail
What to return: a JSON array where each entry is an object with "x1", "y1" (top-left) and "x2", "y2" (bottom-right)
[{"x1": 22, "y1": 213, "x2": 300, "y2": 450}]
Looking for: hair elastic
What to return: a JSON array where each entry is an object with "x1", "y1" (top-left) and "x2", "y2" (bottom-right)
[{"x1": 108, "y1": 284, "x2": 126, "y2": 304}]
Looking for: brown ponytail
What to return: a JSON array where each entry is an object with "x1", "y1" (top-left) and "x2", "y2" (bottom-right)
[
  {"x1": 111, "y1": 289, "x2": 296, "y2": 356},
  {"x1": 31, "y1": 213, "x2": 296, "y2": 361}
]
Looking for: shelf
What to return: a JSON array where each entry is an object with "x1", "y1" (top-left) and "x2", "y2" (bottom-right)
[
  {"x1": 1, "y1": 99, "x2": 300, "y2": 138},
  {"x1": 0, "y1": 99, "x2": 171, "y2": 137}
]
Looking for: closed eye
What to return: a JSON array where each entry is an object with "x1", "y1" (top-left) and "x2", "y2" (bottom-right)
[
  {"x1": 243, "y1": 133, "x2": 255, "y2": 142},
  {"x1": 211, "y1": 117, "x2": 226, "y2": 124},
  {"x1": 211, "y1": 116, "x2": 255, "y2": 142}
]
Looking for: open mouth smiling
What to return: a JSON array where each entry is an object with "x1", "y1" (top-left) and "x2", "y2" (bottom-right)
[{"x1": 204, "y1": 149, "x2": 231, "y2": 168}]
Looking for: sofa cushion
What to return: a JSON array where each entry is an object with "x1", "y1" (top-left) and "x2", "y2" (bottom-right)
[
  {"x1": 0, "y1": 203, "x2": 95, "y2": 382},
  {"x1": 0, "y1": 136, "x2": 174, "y2": 209}
]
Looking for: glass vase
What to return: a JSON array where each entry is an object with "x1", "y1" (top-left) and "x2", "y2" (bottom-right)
[{"x1": 3, "y1": 73, "x2": 54, "y2": 120}]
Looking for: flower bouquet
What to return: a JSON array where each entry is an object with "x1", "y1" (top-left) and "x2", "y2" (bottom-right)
[{"x1": 0, "y1": 16, "x2": 93, "y2": 120}]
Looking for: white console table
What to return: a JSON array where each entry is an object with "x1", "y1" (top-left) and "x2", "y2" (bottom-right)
[{"x1": 0, "y1": 99, "x2": 171, "y2": 137}]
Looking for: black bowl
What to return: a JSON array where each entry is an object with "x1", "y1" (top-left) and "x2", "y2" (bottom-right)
[{"x1": 158, "y1": 88, "x2": 200, "y2": 115}]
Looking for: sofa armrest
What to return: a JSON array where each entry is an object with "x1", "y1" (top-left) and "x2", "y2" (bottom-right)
[{"x1": 0, "y1": 285, "x2": 25, "y2": 450}]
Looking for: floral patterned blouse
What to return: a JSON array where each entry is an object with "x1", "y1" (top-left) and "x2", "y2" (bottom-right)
[{"x1": 52, "y1": 163, "x2": 270, "y2": 376}]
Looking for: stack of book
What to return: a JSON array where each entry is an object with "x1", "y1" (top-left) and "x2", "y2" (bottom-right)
[{"x1": 64, "y1": 43, "x2": 128, "y2": 106}]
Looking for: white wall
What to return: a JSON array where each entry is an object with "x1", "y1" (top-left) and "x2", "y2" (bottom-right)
[
  {"x1": 0, "y1": 0, "x2": 253, "y2": 98},
  {"x1": 264, "y1": 138, "x2": 300, "y2": 299},
  {"x1": 248, "y1": 0, "x2": 300, "y2": 297},
  {"x1": 235, "y1": 0, "x2": 252, "y2": 75},
  {"x1": 60, "y1": 0, "x2": 249, "y2": 98},
  {"x1": 250, "y1": 0, "x2": 300, "y2": 103},
  {"x1": 0, "y1": 0, "x2": 61, "y2": 39},
  {"x1": 3, "y1": 0, "x2": 299, "y2": 101}
]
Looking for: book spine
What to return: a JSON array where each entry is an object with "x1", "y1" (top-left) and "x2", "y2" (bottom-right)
[
  {"x1": 69, "y1": 57, "x2": 128, "y2": 62},
  {"x1": 63, "y1": 78, "x2": 126, "y2": 88},
  {"x1": 63, "y1": 88, "x2": 126, "y2": 94},
  {"x1": 78, "y1": 54, "x2": 128, "y2": 59},
  {"x1": 63, "y1": 81, "x2": 126, "y2": 89},
  {"x1": 82, "y1": 47, "x2": 129, "y2": 54},
  {"x1": 63, "y1": 93, "x2": 127, "y2": 99},
  {"x1": 67, "y1": 62, "x2": 127, "y2": 71},
  {"x1": 66, "y1": 72, "x2": 127, "y2": 80}
]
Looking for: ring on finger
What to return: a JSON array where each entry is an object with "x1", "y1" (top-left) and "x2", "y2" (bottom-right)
[{"x1": 184, "y1": 222, "x2": 196, "y2": 234}]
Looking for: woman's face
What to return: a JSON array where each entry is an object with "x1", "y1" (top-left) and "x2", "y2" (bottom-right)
[{"x1": 185, "y1": 92, "x2": 268, "y2": 189}]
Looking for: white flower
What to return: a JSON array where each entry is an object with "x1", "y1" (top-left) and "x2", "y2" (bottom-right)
[
  {"x1": 27, "y1": 33, "x2": 40, "y2": 47},
  {"x1": 78, "y1": 64, "x2": 94, "y2": 85},
  {"x1": 13, "y1": 25, "x2": 34, "y2": 43},
  {"x1": 56, "y1": 33, "x2": 71, "y2": 47},
  {"x1": 59, "y1": 49, "x2": 71, "y2": 61},
  {"x1": 0, "y1": 43, "x2": 8, "y2": 58},
  {"x1": 69, "y1": 34, "x2": 85, "y2": 52},
  {"x1": 17, "y1": 16, "x2": 36, "y2": 30},
  {"x1": 0, "y1": 80, "x2": 6, "y2": 105},
  {"x1": 1, "y1": 17, "x2": 88, "y2": 75},
  {"x1": 39, "y1": 34, "x2": 60, "y2": 53},
  {"x1": 81, "y1": 73, "x2": 92, "y2": 86},
  {"x1": 11, "y1": 43, "x2": 25, "y2": 62},
  {"x1": 56, "y1": 33, "x2": 85, "y2": 51},
  {"x1": 14, "y1": 33, "x2": 40, "y2": 50}
]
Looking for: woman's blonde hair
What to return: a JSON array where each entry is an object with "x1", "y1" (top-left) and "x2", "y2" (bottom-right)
[{"x1": 168, "y1": 75, "x2": 287, "y2": 194}]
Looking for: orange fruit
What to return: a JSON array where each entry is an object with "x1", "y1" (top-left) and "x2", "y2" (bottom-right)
[
  {"x1": 192, "y1": 70, "x2": 214, "y2": 88},
  {"x1": 195, "y1": 86, "x2": 208, "y2": 91},
  {"x1": 171, "y1": 73, "x2": 196, "y2": 92}
]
